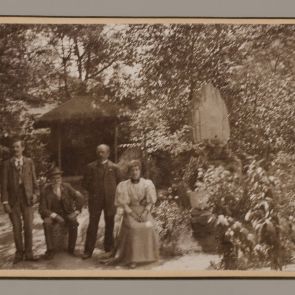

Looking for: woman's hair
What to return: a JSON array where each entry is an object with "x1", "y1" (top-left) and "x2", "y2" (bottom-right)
[{"x1": 127, "y1": 159, "x2": 142, "y2": 173}]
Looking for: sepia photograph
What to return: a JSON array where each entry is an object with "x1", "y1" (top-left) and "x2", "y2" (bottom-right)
[{"x1": 1, "y1": 17, "x2": 295, "y2": 278}]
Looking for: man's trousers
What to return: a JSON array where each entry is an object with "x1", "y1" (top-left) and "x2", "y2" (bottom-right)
[
  {"x1": 84, "y1": 206, "x2": 115, "y2": 254},
  {"x1": 9, "y1": 186, "x2": 33, "y2": 259}
]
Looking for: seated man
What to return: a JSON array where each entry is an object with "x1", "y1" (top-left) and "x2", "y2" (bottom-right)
[{"x1": 39, "y1": 167, "x2": 84, "y2": 260}]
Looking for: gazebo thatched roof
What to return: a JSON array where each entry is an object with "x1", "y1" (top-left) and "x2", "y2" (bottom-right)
[{"x1": 34, "y1": 96, "x2": 124, "y2": 128}]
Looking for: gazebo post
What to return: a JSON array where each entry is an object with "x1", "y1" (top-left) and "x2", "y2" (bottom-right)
[
  {"x1": 57, "y1": 124, "x2": 62, "y2": 169},
  {"x1": 114, "y1": 123, "x2": 118, "y2": 163}
]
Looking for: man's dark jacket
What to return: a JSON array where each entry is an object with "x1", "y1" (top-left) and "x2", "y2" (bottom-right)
[
  {"x1": 82, "y1": 160, "x2": 121, "y2": 216},
  {"x1": 39, "y1": 182, "x2": 84, "y2": 219},
  {"x1": 1, "y1": 157, "x2": 39, "y2": 206}
]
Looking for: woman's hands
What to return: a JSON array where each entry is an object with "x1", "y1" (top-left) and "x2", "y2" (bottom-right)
[
  {"x1": 128, "y1": 209, "x2": 149, "y2": 222},
  {"x1": 129, "y1": 211, "x2": 142, "y2": 222}
]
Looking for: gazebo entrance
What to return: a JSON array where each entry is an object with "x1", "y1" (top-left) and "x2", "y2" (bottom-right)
[{"x1": 34, "y1": 96, "x2": 123, "y2": 176}]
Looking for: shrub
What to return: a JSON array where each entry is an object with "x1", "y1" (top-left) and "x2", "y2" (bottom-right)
[
  {"x1": 196, "y1": 160, "x2": 291, "y2": 270},
  {"x1": 152, "y1": 200, "x2": 192, "y2": 257}
]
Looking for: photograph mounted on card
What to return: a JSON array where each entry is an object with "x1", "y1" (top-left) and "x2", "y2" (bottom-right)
[{"x1": 1, "y1": 16, "x2": 295, "y2": 278}]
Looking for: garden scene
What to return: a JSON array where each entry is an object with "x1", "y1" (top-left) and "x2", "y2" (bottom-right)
[{"x1": 1, "y1": 23, "x2": 295, "y2": 271}]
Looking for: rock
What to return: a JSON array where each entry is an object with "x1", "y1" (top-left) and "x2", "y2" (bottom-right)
[{"x1": 191, "y1": 83, "x2": 230, "y2": 144}]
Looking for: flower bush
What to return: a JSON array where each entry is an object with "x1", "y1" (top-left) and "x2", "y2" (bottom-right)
[
  {"x1": 195, "y1": 159, "x2": 293, "y2": 270},
  {"x1": 152, "y1": 200, "x2": 192, "y2": 257}
]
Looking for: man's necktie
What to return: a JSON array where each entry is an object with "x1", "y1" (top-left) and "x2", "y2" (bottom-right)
[{"x1": 16, "y1": 160, "x2": 23, "y2": 184}]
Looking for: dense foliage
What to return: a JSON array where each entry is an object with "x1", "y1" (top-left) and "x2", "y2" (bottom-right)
[
  {"x1": 193, "y1": 156, "x2": 295, "y2": 270},
  {"x1": 153, "y1": 200, "x2": 192, "y2": 256}
]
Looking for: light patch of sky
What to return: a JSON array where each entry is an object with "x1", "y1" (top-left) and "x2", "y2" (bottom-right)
[
  {"x1": 27, "y1": 24, "x2": 148, "y2": 84},
  {"x1": 26, "y1": 24, "x2": 154, "y2": 114},
  {"x1": 102, "y1": 24, "x2": 129, "y2": 38},
  {"x1": 101, "y1": 24, "x2": 143, "y2": 84}
]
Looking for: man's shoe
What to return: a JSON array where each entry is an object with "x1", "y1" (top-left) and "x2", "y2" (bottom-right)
[
  {"x1": 43, "y1": 251, "x2": 55, "y2": 260},
  {"x1": 13, "y1": 255, "x2": 23, "y2": 265},
  {"x1": 82, "y1": 253, "x2": 92, "y2": 260}
]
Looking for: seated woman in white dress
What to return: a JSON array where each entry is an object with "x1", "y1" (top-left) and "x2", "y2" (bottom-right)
[{"x1": 114, "y1": 160, "x2": 160, "y2": 268}]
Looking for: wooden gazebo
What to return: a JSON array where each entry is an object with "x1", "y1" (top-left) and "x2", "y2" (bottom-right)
[{"x1": 34, "y1": 95, "x2": 126, "y2": 175}]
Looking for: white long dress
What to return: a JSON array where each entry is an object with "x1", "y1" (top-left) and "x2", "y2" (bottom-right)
[{"x1": 115, "y1": 178, "x2": 160, "y2": 264}]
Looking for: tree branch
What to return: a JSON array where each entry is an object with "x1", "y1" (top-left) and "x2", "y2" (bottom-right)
[{"x1": 86, "y1": 56, "x2": 117, "y2": 80}]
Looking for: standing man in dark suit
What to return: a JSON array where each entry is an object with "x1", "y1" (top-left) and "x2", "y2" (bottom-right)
[
  {"x1": 39, "y1": 167, "x2": 84, "y2": 260},
  {"x1": 82, "y1": 144, "x2": 121, "y2": 259},
  {"x1": 1, "y1": 138, "x2": 39, "y2": 264}
]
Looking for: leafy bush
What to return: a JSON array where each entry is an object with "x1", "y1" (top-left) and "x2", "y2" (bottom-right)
[
  {"x1": 196, "y1": 160, "x2": 293, "y2": 270},
  {"x1": 152, "y1": 200, "x2": 192, "y2": 257}
]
